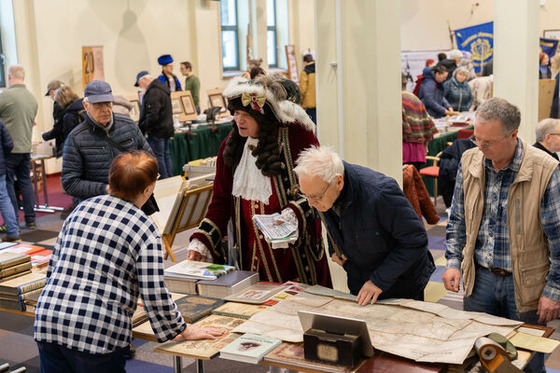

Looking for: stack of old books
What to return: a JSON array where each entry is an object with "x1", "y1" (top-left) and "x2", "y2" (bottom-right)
[
  {"x1": 0, "y1": 243, "x2": 52, "y2": 271},
  {"x1": 0, "y1": 251, "x2": 33, "y2": 282},
  {"x1": 0, "y1": 271, "x2": 46, "y2": 312}
]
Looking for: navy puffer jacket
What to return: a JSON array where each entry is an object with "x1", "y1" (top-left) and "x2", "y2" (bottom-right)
[
  {"x1": 321, "y1": 162, "x2": 435, "y2": 298},
  {"x1": 61, "y1": 113, "x2": 152, "y2": 200}
]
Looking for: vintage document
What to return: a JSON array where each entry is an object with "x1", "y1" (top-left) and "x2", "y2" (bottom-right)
[{"x1": 233, "y1": 288, "x2": 524, "y2": 365}]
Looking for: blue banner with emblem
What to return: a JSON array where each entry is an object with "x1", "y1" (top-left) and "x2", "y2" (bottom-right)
[
  {"x1": 454, "y1": 22, "x2": 494, "y2": 74},
  {"x1": 540, "y1": 38, "x2": 559, "y2": 59}
]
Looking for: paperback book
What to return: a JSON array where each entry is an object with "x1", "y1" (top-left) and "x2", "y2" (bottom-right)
[
  {"x1": 220, "y1": 333, "x2": 282, "y2": 364},
  {"x1": 212, "y1": 302, "x2": 269, "y2": 320},
  {"x1": 164, "y1": 260, "x2": 235, "y2": 280},
  {"x1": 225, "y1": 283, "x2": 289, "y2": 305},
  {"x1": 197, "y1": 270, "x2": 259, "y2": 298},
  {"x1": 0, "y1": 252, "x2": 30, "y2": 270},
  {"x1": 174, "y1": 294, "x2": 225, "y2": 323},
  {"x1": 154, "y1": 314, "x2": 246, "y2": 359}
]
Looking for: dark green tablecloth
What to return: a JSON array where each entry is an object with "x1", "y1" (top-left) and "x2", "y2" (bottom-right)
[{"x1": 169, "y1": 122, "x2": 233, "y2": 175}]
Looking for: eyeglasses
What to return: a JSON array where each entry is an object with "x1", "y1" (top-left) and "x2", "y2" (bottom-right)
[
  {"x1": 156, "y1": 173, "x2": 161, "y2": 180},
  {"x1": 296, "y1": 183, "x2": 331, "y2": 202},
  {"x1": 470, "y1": 132, "x2": 512, "y2": 149},
  {"x1": 549, "y1": 133, "x2": 560, "y2": 137}
]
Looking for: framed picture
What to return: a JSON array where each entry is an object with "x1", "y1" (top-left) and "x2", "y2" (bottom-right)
[
  {"x1": 181, "y1": 93, "x2": 196, "y2": 116},
  {"x1": 207, "y1": 88, "x2": 227, "y2": 113},
  {"x1": 544, "y1": 29, "x2": 560, "y2": 40},
  {"x1": 171, "y1": 91, "x2": 198, "y2": 122},
  {"x1": 285, "y1": 45, "x2": 299, "y2": 83},
  {"x1": 171, "y1": 98, "x2": 183, "y2": 115}
]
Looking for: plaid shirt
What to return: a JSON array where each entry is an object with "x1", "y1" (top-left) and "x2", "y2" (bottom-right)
[
  {"x1": 34, "y1": 195, "x2": 186, "y2": 354},
  {"x1": 446, "y1": 140, "x2": 560, "y2": 301}
]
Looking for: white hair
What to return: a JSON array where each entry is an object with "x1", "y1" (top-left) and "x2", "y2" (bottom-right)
[
  {"x1": 536, "y1": 118, "x2": 560, "y2": 142},
  {"x1": 8, "y1": 65, "x2": 24, "y2": 81},
  {"x1": 294, "y1": 146, "x2": 344, "y2": 184}
]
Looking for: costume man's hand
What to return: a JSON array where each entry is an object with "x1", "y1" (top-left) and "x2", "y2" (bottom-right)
[
  {"x1": 331, "y1": 252, "x2": 347, "y2": 266},
  {"x1": 442, "y1": 268, "x2": 461, "y2": 292},
  {"x1": 356, "y1": 280, "x2": 383, "y2": 306},
  {"x1": 187, "y1": 250, "x2": 206, "y2": 262},
  {"x1": 537, "y1": 296, "x2": 560, "y2": 324}
]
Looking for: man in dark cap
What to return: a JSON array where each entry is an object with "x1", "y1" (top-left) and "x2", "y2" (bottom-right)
[
  {"x1": 62, "y1": 80, "x2": 152, "y2": 203},
  {"x1": 136, "y1": 71, "x2": 174, "y2": 178},
  {"x1": 157, "y1": 54, "x2": 182, "y2": 92}
]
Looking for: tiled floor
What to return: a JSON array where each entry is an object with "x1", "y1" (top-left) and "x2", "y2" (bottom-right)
[{"x1": 1, "y1": 197, "x2": 560, "y2": 372}]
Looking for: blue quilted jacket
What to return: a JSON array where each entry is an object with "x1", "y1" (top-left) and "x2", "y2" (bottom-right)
[{"x1": 61, "y1": 113, "x2": 152, "y2": 200}]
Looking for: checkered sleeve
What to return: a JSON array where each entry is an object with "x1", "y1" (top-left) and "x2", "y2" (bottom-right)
[
  {"x1": 136, "y1": 235, "x2": 186, "y2": 342},
  {"x1": 445, "y1": 160, "x2": 467, "y2": 269},
  {"x1": 540, "y1": 165, "x2": 560, "y2": 302}
]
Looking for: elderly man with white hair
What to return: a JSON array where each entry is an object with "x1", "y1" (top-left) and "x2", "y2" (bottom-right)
[
  {"x1": 534, "y1": 118, "x2": 560, "y2": 160},
  {"x1": 294, "y1": 146, "x2": 435, "y2": 306}
]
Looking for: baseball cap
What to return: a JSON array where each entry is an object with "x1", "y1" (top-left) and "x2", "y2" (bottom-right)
[
  {"x1": 135, "y1": 71, "x2": 149, "y2": 87},
  {"x1": 45, "y1": 80, "x2": 64, "y2": 96},
  {"x1": 84, "y1": 80, "x2": 115, "y2": 104}
]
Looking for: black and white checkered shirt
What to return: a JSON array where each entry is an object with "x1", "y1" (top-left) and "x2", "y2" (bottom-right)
[{"x1": 34, "y1": 195, "x2": 186, "y2": 354}]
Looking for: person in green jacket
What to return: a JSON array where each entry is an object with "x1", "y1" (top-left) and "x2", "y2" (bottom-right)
[{"x1": 180, "y1": 61, "x2": 200, "y2": 114}]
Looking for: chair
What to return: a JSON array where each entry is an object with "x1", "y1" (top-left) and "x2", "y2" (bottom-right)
[
  {"x1": 162, "y1": 184, "x2": 214, "y2": 262},
  {"x1": 419, "y1": 151, "x2": 442, "y2": 206},
  {"x1": 457, "y1": 128, "x2": 474, "y2": 139}
]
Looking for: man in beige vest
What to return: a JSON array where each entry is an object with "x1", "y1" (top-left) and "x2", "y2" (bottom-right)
[{"x1": 442, "y1": 98, "x2": 560, "y2": 373}]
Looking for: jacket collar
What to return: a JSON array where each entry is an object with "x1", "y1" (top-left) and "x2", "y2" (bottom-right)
[{"x1": 332, "y1": 161, "x2": 354, "y2": 213}]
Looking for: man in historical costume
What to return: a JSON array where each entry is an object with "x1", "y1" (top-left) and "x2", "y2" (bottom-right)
[
  {"x1": 294, "y1": 146, "x2": 435, "y2": 306},
  {"x1": 187, "y1": 76, "x2": 331, "y2": 287},
  {"x1": 157, "y1": 54, "x2": 182, "y2": 92}
]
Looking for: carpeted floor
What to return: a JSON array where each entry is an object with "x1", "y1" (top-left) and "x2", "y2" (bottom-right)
[{"x1": 1, "y1": 181, "x2": 560, "y2": 372}]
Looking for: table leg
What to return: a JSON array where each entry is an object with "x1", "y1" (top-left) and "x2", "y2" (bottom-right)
[
  {"x1": 196, "y1": 359, "x2": 204, "y2": 373},
  {"x1": 173, "y1": 356, "x2": 182, "y2": 373},
  {"x1": 31, "y1": 158, "x2": 64, "y2": 213}
]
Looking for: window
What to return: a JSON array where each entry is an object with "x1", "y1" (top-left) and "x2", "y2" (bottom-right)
[
  {"x1": 266, "y1": 0, "x2": 277, "y2": 67},
  {"x1": 220, "y1": 0, "x2": 240, "y2": 71}
]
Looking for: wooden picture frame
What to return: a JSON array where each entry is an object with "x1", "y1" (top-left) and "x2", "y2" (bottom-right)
[
  {"x1": 544, "y1": 29, "x2": 560, "y2": 40},
  {"x1": 180, "y1": 93, "x2": 196, "y2": 116},
  {"x1": 206, "y1": 88, "x2": 227, "y2": 113},
  {"x1": 124, "y1": 94, "x2": 141, "y2": 123},
  {"x1": 170, "y1": 91, "x2": 198, "y2": 122},
  {"x1": 129, "y1": 99, "x2": 141, "y2": 123},
  {"x1": 285, "y1": 45, "x2": 299, "y2": 83}
]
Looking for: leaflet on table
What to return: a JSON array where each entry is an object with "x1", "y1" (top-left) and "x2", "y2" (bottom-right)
[{"x1": 253, "y1": 213, "x2": 297, "y2": 242}]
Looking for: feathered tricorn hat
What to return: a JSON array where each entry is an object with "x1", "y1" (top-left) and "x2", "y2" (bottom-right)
[{"x1": 223, "y1": 76, "x2": 314, "y2": 131}]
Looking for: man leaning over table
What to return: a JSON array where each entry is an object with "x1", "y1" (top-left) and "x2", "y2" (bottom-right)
[
  {"x1": 294, "y1": 146, "x2": 435, "y2": 306},
  {"x1": 442, "y1": 98, "x2": 560, "y2": 373}
]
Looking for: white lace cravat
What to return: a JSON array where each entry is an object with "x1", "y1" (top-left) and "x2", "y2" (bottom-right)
[{"x1": 232, "y1": 137, "x2": 272, "y2": 203}]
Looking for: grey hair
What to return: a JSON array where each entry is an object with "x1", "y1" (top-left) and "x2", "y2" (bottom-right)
[
  {"x1": 8, "y1": 65, "x2": 24, "y2": 80},
  {"x1": 476, "y1": 97, "x2": 521, "y2": 133},
  {"x1": 536, "y1": 118, "x2": 560, "y2": 142},
  {"x1": 294, "y1": 146, "x2": 344, "y2": 184},
  {"x1": 453, "y1": 66, "x2": 469, "y2": 78}
]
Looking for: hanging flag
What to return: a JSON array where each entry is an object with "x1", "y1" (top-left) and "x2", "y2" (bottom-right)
[
  {"x1": 540, "y1": 38, "x2": 559, "y2": 59},
  {"x1": 454, "y1": 22, "x2": 494, "y2": 74}
]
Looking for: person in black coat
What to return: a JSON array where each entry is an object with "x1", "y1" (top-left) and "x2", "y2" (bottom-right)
[
  {"x1": 294, "y1": 146, "x2": 435, "y2": 306},
  {"x1": 43, "y1": 86, "x2": 82, "y2": 158},
  {"x1": 0, "y1": 120, "x2": 20, "y2": 241},
  {"x1": 136, "y1": 71, "x2": 174, "y2": 178}
]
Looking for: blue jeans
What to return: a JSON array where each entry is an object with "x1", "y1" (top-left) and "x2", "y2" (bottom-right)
[
  {"x1": 37, "y1": 341, "x2": 127, "y2": 373},
  {"x1": 464, "y1": 266, "x2": 546, "y2": 373},
  {"x1": 0, "y1": 174, "x2": 19, "y2": 236},
  {"x1": 147, "y1": 136, "x2": 173, "y2": 178},
  {"x1": 5, "y1": 153, "x2": 35, "y2": 224}
]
